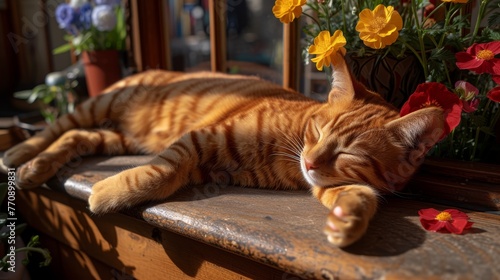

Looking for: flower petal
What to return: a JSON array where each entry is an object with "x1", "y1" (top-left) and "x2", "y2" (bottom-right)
[
  {"x1": 456, "y1": 52, "x2": 483, "y2": 70},
  {"x1": 427, "y1": 220, "x2": 446, "y2": 232},
  {"x1": 483, "y1": 41, "x2": 500, "y2": 55},
  {"x1": 418, "y1": 208, "x2": 441, "y2": 220},
  {"x1": 487, "y1": 86, "x2": 500, "y2": 102}
]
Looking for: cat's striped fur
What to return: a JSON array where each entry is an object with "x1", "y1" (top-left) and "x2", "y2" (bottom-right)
[{"x1": 3, "y1": 57, "x2": 444, "y2": 247}]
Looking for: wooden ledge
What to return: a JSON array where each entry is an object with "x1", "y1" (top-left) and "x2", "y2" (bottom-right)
[{"x1": 2, "y1": 155, "x2": 500, "y2": 279}]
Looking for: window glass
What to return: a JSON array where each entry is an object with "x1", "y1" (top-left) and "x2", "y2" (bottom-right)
[
  {"x1": 168, "y1": 0, "x2": 211, "y2": 71},
  {"x1": 225, "y1": 0, "x2": 283, "y2": 85}
]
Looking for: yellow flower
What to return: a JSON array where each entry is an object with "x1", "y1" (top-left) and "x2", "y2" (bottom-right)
[
  {"x1": 441, "y1": 0, "x2": 468, "y2": 3},
  {"x1": 308, "y1": 30, "x2": 347, "y2": 71},
  {"x1": 272, "y1": 0, "x2": 306, "y2": 24},
  {"x1": 356, "y1": 4, "x2": 403, "y2": 49}
]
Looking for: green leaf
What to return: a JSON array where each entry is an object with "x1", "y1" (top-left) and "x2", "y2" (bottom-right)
[
  {"x1": 52, "y1": 43, "x2": 72, "y2": 55},
  {"x1": 27, "y1": 235, "x2": 40, "y2": 247},
  {"x1": 28, "y1": 85, "x2": 49, "y2": 103}
]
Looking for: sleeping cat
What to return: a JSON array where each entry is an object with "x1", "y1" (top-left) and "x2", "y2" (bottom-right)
[{"x1": 3, "y1": 56, "x2": 444, "y2": 247}]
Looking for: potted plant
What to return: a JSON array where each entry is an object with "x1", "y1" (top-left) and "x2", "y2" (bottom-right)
[
  {"x1": 273, "y1": 0, "x2": 500, "y2": 163},
  {"x1": 53, "y1": 0, "x2": 127, "y2": 97}
]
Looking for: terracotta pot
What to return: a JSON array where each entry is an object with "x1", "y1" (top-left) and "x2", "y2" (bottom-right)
[
  {"x1": 81, "y1": 50, "x2": 122, "y2": 97},
  {"x1": 346, "y1": 53, "x2": 425, "y2": 108}
]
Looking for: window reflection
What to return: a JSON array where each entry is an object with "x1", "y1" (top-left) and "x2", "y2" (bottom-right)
[{"x1": 167, "y1": 0, "x2": 283, "y2": 85}]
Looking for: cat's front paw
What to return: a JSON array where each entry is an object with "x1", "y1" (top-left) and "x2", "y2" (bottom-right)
[
  {"x1": 322, "y1": 188, "x2": 376, "y2": 247},
  {"x1": 88, "y1": 176, "x2": 127, "y2": 215},
  {"x1": 3, "y1": 143, "x2": 40, "y2": 168},
  {"x1": 15, "y1": 157, "x2": 57, "y2": 189},
  {"x1": 323, "y1": 205, "x2": 369, "y2": 247}
]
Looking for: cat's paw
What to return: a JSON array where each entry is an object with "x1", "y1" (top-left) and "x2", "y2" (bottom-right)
[
  {"x1": 323, "y1": 192, "x2": 372, "y2": 247},
  {"x1": 88, "y1": 176, "x2": 125, "y2": 215},
  {"x1": 15, "y1": 157, "x2": 57, "y2": 189},
  {"x1": 3, "y1": 143, "x2": 41, "y2": 168}
]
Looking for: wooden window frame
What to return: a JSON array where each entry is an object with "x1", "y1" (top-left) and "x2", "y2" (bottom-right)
[{"x1": 129, "y1": 0, "x2": 299, "y2": 90}]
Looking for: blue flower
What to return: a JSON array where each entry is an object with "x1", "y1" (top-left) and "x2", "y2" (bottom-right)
[
  {"x1": 55, "y1": 4, "x2": 75, "y2": 30},
  {"x1": 92, "y1": 5, "x2": 117, "y2": 31},
  {"x1": 77, "y1": 3, "x2": 93, "y2": 30}
]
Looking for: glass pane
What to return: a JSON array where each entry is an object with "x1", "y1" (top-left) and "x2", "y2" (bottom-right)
[
  {"x1": 168, "y1": 0, "x2": 211, "y2": 71},
  {"x1": 225, "y1": 0, "x2": 283, "y2": 85}
]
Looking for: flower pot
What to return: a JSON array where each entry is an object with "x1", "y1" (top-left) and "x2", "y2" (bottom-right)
[
  {"x1": 345, "y1": 53, "x2": 425, "y2": 108},
  {"x1": 81, "y1": 50, "x2": 122, "y2": 97}
]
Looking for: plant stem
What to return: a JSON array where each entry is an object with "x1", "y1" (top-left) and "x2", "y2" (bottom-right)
[
  {"x1": 320, "y1": 2, "x2": 333, "y2": 34},
  {"x1": 1, "y1": 247, "x2": 51, "y2": 266},
  {"x1": 437, "y1": 4, "x2": 450, "y2": 49},
  {"x1": 401, "y1": 41, "x2": 427, "y2": 77},
  {"x1": 470, "y1": 0, "x2": 488, "y2": 45},
  {"x1": 301, "y1": 11, "x2": 322, "y2": 31},
  {"x1": 340, "y1": 0, "x2": 347, "y2": 35},
  {"x1": 471, "y1": 125, "x2": 481, "y2": 161},
  {"x1": 411, "y1": 0, "x2": 429, "y2": 79}
]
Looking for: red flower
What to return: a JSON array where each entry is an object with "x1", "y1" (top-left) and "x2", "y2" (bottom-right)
[
  {"x1": 487, "y1": 86, "x2": 500, "y2": 103},
  {"x1": 400, "y1": 82, "x2": 463, "y2": 138},
  {"x1": 455, "y1": 41, "x2": 500, "y2": 74},
  {"x1": 455, "y1": 80, "x2": 479, "y2": 113},
  {"x1": 418, "y1": 208, "x2": 473, "y2": 234},
  {"x1": 493, "y1": 75, "x2": 500, "y2": 84}
]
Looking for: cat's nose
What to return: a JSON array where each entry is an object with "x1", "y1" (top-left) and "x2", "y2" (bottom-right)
[{"x1": 305, "y1": 159, "x2": 319, "y2": 171}]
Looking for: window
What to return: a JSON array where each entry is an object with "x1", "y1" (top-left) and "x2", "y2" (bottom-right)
[{"x1": 130, "y1": 0, "x2": 300, "y2": 90}]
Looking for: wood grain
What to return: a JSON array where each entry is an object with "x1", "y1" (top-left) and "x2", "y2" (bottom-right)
[
  {"x1": 16, "y1": 187, "x2": 293, "y2": 280},
  {"x1": 209, "y1": 0, "x2": 227, "y2": 72},
  {"x1": 283, "y1": 21, "x2": 300, "y2": 91}
]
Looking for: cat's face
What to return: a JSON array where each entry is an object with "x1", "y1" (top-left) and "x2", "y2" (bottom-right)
[
  {"x1": 299, "y1": 56, "x2": 445, "y2": 192},
  {"x1": 300, "y1": 105, "x2": 444, "y2": 192}
]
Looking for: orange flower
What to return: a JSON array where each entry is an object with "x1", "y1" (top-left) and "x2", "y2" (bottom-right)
[
  {"x1": 308, "y1": 30, "x2": 347, "y2": 71},
  {"x1": 356, "y1": 4, "x2": 403, "y2": 49},
  {"x1": 272, "y1": 0, "x2": 306, "y2": 24},
  {"x1": 418, "y1": 208, "x2": 473, "y2": 234}
]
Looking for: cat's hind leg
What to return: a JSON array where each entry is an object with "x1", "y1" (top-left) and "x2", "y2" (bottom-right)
[
  {"x1": 88, "y1": 133, "x2": 202, "y2": 214},
  {"x1": 313, "y1": 185, "x2": 378, "y2": 247},
  {"x1": 15, "y1": 129, "x2": 131, "y2": 189}
]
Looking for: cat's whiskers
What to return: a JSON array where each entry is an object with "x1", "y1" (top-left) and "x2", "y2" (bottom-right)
[
  {"x1": 271, "y1": 151, "x2": 301, "y2": 162},
  {"x1": 272, "y1": 128, "x2": 304, "y2": 159},
  {"x1": 269, "y1": 141, "x2": 303, "y2": 166}
]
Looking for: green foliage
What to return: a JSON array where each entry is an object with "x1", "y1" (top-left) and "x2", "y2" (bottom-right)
[
  {"x1": 22, "y1": 81, "x2": 77, "y2": 124},
  {"x1": 0, "y1": 183, "x2": 51, "y2": 271}
]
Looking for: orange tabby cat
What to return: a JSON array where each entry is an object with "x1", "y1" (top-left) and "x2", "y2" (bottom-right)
[{"x1": 3, "y1": 56, "x2": 444, "y2": 247}]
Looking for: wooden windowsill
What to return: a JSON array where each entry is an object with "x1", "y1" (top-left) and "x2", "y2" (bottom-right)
[{"x1": 1, "y1": 155, "x2": 500, "y2": 279}]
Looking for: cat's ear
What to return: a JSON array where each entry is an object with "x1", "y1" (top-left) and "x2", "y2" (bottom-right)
[
  {"x1": 385, "y1": 107, "x2": 445, "y2": 160},
  {"x1": 327, "y1": 53, "x2": 355, "y2": 104}
]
